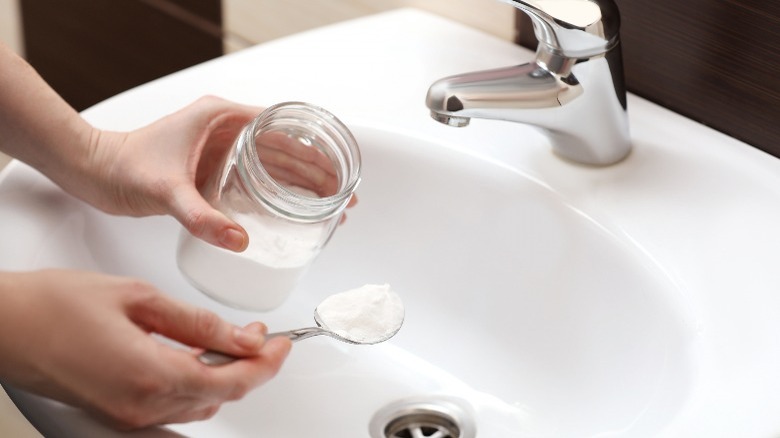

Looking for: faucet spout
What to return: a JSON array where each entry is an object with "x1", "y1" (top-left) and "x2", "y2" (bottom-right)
[
  {"x1": 425, "y1": 0, "x2": 630, "y2": 166},
  {"x1": 427, "y1": 57, "x2": 583, "y2": 119}
]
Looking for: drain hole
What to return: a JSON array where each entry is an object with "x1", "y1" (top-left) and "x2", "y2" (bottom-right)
[
  {"x1": 369, "y1": 396, "x2": 476, "y2": 438},
  {"x1": 384, "y1": 412, "x2": 460, "y2": 438}
]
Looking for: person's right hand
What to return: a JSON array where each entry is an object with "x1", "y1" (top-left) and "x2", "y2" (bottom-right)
[{"x1": 0, "y1": 269, "x2": 292, "y2": 429}]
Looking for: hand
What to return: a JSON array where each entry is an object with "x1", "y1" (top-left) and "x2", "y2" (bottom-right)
[
  {"x1": 0, "y1": 47, "x2": 256, "y2": 252},
  {"x1": 0, "y1": 269, "x2": 292, "y2": 429},
  {"x1": 72, "y1": 96, "x2": 260, "y2": 252},
  {"x1": 74, "y1": 97, "x2": 358, "y2": 249}
]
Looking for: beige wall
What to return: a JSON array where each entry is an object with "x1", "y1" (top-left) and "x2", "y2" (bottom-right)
[
  {"x1": 0, "y1": 0, "x2": 23, "y2": 54},
  {"x1": 223, "y1": 0, "x2": 516, "y2": 52},
  {"x1": 0, "y1": 0, "x2": 23, "y2": 170}
]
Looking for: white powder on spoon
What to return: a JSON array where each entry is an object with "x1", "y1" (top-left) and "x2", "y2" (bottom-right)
[{"x1": 315, "y1": 284, "x2": 404, "y2": 344}]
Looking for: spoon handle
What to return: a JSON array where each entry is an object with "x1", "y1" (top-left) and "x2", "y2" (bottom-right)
[
  {"x1": 268, "y1": 326, "x2": 326, "y2": 342},
  {"x1": 197, "y1": 327, "x2": 324, "y2": 366}
]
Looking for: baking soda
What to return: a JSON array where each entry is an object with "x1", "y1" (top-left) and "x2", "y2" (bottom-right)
[
  {"x1": 176, "y1": 214, "x2": 324, "y2": 311},
  {"x1": 316, "y1": 284, "x2": 404, "y2": 343}
]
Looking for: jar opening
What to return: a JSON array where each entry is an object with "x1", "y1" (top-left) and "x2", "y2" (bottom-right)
[{"x1": 236, "y1": 102, "x2": 361, "y2": 221}]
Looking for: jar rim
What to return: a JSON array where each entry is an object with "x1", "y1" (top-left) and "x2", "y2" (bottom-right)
[{"x1": 236, "y1": 101, "x2": 362, "y2": 221}]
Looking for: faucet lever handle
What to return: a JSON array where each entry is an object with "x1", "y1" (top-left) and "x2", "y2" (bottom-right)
[{"x1": 500, "y1": 0, "x2": 621, "y2": 58}]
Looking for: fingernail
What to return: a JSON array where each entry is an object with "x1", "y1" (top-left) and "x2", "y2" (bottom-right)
[
  {"x1": 245, "y1": 322, "x2": 267, "y2": 335},
  {"x1": 234, "y1": 326, "x2": 262, "y2": 349},
  {"x1": 219, "y1": 228, "x2": 246, "y2": 252}
]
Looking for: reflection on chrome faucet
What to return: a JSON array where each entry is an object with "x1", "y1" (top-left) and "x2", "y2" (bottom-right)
[{"x1": 426, "y1": 0, "x2": 631, "y2": 166}]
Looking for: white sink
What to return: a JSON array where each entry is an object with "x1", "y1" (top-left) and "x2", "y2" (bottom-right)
[{"x1": 3, "y1": 8, "x2": 780, "y2": 437}]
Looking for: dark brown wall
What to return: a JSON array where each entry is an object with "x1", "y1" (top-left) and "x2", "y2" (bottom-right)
[
  {"x1": 517, "y1": 1, "x2": 780, "y2": 158},
  {"x1": 21, "y1": 0, "x2": 223, "y2": 111}
]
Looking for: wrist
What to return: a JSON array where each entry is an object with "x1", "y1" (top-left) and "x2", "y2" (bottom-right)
[
  {"x1": 40, "y1": 120, "x2": 107, "y2": 201},
  {"x1": 0, "y1": 44, "x2": 115, "y2": 205}
]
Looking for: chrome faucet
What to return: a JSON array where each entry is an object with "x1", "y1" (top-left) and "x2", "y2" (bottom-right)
[{"x1": 425, "y1": 0, "x2": 631, "y2": 165}]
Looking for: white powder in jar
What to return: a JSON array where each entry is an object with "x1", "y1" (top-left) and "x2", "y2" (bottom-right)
[
  {"x1": 316, "y1": 284, "x2": 404, "y2": 344},
  {"x1": 176, "y1": 212, "x2": 324, "y2": 311}
]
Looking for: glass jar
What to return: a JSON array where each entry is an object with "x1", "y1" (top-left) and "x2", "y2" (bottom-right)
[{"x1": 176, "y1": 102, "x2": 361, "y2": 311}]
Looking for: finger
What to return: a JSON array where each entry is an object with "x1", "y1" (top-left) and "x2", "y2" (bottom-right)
[
  {"x1": 257, "y1": 131, "x2": 337, "y2": 176},
  {"x1": 258, "y1": 145, "x2": 336, "y2": 195},
  {"x1": 203, "y1": 336, "x2": 292, "y2": 401},
  {"x1": 193, "y1": 95, "x2": 263, "y2": 122},
  {"x1": 170, "y1": 184, "x2": 248, "y2": 252},
  {"x1": 161, "y1": 403, "x2": 221, "y2": 425},
  {"x1": 129, "y1": 292, "x2": 266, "y2": 357},
  {"x1": 171, "y1": 335, "x2": 291, "y2": 406},
  {"x1": 195, "y1": 99, "x2": 263, "y2": 188},
  {"x1": 262, "y1": 162, "x2": 339, "y2": 198}
]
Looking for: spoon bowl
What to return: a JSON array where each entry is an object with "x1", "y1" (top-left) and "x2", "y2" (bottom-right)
[{"x1": 313, "y1": 307, "x2": 403, "y2": 345}]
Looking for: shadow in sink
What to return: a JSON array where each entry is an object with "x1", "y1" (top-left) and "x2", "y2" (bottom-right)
[{"x1": 0, "y1": 126, "x2": 697, "y2": 437}]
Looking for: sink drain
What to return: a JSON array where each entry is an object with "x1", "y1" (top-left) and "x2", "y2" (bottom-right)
[
  {"x1": 369, "y1": 396, "x2": 476, "y2": 438},
  {"x1": 384, "y1": 412, "x2": 459, "y2": 437}
]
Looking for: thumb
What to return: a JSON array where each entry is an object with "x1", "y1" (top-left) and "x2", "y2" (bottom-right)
[{"x1": 171, "y1": 185, "x2": 248, "y2": 252}]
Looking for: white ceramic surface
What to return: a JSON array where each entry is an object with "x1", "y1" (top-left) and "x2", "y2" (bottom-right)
[{"x1": 2, "y1": 9, "x2": 780, "y2": 437}]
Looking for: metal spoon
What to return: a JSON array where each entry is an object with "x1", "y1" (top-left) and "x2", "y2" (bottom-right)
[{"x1": 197, "y1": 306, "x2": 402, "y2": 366}]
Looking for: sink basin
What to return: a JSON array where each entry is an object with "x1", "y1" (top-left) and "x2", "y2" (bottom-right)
[
  {"x1": 0, "y1": 125, "x2": 694, "y2": 437},
  {"x1": 3, "y1": 8, "x2": 780, "y2": 437}
]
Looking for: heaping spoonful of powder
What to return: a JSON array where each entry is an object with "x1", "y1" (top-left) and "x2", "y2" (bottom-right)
[
  {"x1": 197, "y1": 283, "x2": 404, "y2": 365},
  {"x1": 314, "y1": 283, "x2": 404, "y2": 344}
]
